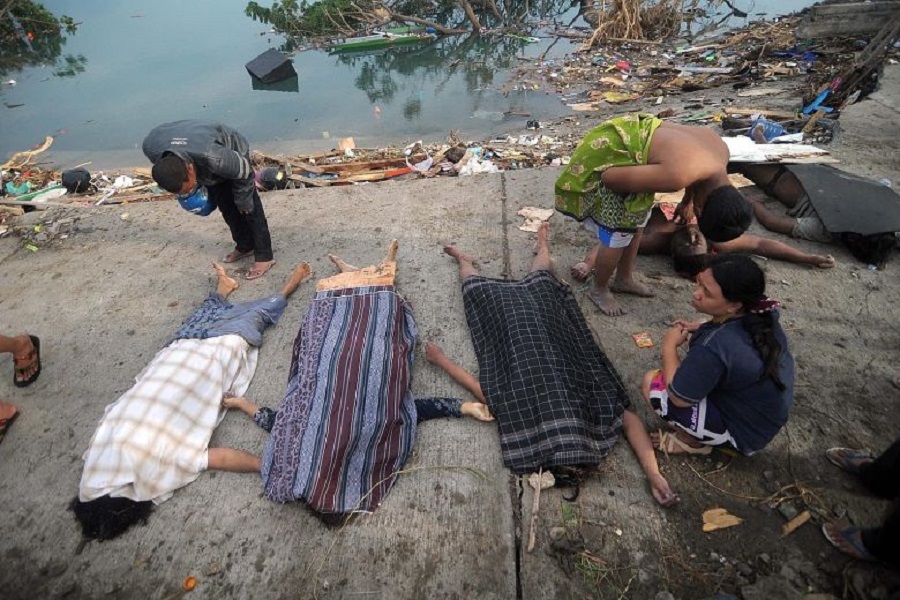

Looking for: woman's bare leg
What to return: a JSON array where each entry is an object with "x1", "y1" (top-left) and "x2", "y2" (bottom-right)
[
  {"x1": 207, "y1": 448, "x2": 261, "y2": 472},
  {"x1": 529, "y1": 222, "x2": 552, "y2": 273},
  {"x1": 279, "y1": 262, "x2": 312, "y2": 298},
  {"x1": 425, "y1": 342, "x2": 486, "y2": 403},
  {"x1": 443, "y1": 244, "x2": 480, "y2": 280}
]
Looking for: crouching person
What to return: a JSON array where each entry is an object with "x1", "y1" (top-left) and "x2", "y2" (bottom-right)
[{"x1": 643, "y1": 254, "x2": 794, "y2": 456}]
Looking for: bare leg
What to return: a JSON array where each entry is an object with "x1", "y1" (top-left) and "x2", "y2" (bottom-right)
[
  {"x1": 223, "y1": 395, "x2": 260, "y2": 419},
  {"x1": 443, "y1": 244, "x2": 480, "y2": 280},
  {"x1": 279, "y1": 262, "x2": 312, "y2": 298},
  {"x1": 529, "y1": 222, "x2": 552, "y2": 273},
  {"x1": 379, "y1": 239, "x2": 399, "y2": 267},
  {"x1": 571, "y1": 244, "x2": 598, "y2": 282},
  {"x1": 207, "y1": 448, "x2": 261, "y2": 472},
  {"x1": 213, "y1": 263, "x2": 239, "y2": 298},
  {"x1": 750, "y1": 199, "x2": 797, "y2": 236},
  {"x1": 328, "y1": 254, "x2": 360, "y2": 273},
  {"x1": 425, "y1": 342, "x2": 486, "y2": 403},
  {"x1": 589, "y1": 244, "x2": 627, "y2": 316},
  {"x1": 611, "y1": 231, "x2": 655, "y2": 298}
]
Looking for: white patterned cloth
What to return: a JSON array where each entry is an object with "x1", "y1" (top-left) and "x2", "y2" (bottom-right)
[{"x1": 79, "y1": 335, "x2": 258, "y2": 504}]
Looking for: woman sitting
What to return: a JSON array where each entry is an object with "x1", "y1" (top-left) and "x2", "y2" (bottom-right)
[{"x1": 644, "y1": 254, "x2": 795, "y2": 455}]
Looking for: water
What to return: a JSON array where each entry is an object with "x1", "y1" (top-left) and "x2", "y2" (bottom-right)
[{"x1": 1, "y1": 0, "x2": 812, "y2": 169}]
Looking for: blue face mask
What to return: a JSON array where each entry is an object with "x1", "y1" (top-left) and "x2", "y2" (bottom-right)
[{"x1": 176, "y1": 185, "x2": 215, "y2": 216}]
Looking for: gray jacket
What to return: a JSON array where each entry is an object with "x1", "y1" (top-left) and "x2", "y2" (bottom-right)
[{"x1": 142, "y1": 120, "x2": 256, "y2": 212}]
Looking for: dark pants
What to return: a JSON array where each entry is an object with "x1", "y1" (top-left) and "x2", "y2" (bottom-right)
[
  {"x1": 859, "y1": 437, "x2": 900, "y2": 566},
  {"x1": 208, "y1": 183, "x2": 273, "y2": 262}
]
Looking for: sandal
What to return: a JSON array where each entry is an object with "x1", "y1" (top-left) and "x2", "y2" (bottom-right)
[
  {"x1": 822, "y1": 523, "x2": 877, "y2": 562},
  {"x1": 223, "y1": 248, "x2": 254, "y2": 263},
  {"x1": 245, "y1": 260, "x2": 276, "y2": 281},
  {"x1": 825, "y1": 447, "x2": 873, "y2": 475},
  {"x1": 656, "y1": 430, "x2": 713, "y2": 456},
  {"x1": 13, "y1": 335, "x2": 41, "y2": 388}
]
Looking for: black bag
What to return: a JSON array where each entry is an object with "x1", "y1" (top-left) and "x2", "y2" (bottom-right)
[{"x1": 61, "y1": 168, "x2": 92, "y2": 194}]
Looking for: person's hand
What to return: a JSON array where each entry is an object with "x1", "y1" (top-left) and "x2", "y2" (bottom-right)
[
  {"x1": 648, "y1": 473, "x2": 680, "y2": 507},
  {"x1": 672, "y1": 319, "x2": 702, "y2": 333},
  {"x1": 462, "y1": 402, "x2": 495, "y2": 422},
  {"x1": 674, "y1": 189, "x2": 696, "y2": 224},
  {"x1": 663, "y1": 325, "x2": 690, "y2": 348}
]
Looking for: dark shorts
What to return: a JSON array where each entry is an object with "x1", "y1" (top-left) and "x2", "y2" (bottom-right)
[{"x1": 648, "y1": 370, "x2": 737, "y2": 448}]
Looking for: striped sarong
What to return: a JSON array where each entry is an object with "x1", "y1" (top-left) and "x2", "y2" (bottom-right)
[
  {"x1": 462, "y1": 270, "x2": 629, "y2": 474},
  {"x1": 261, "y1": 285, "x2": 418, "y2": 516}
]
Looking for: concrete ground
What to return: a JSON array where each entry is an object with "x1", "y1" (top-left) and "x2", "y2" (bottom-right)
[{"x1": 0, "y1": 69, "x2": 898, "y2": 600}]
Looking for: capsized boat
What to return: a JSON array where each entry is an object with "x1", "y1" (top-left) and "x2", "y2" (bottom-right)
[{"x1": 328, "y1": 30, "x2": 432, "y2": 53}]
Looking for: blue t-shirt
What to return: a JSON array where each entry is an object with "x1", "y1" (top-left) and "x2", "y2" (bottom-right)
[{"x1": 669, "y1": 314, "x2": 794, "y2": 454}]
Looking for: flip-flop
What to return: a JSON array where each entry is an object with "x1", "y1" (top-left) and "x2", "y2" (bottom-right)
[
  {"x1": 223, "y1": 248, "x2": 254, "y2": 263},
  {"x1": 821, "y1": 523, "x2": 877, "y2": 562},
  {"x1": 656, "y1": 430, "x2": 713, "y2": 456},
  {"x1": 245, "y1": 261, "x2": 276, "y2": 281},
  {"x1": 13, "y1": 335, "x2": 41, "y2": 388},
  {"x1": 825, "y1": 447, "x2": 873, "y2": 475}
]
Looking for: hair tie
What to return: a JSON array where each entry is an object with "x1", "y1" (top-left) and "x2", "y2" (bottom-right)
[{"x1": 749, "y1": 296, "x2": 781, "y2": 314}]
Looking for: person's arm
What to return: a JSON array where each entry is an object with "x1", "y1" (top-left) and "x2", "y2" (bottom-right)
[
  {"x1": 208, "y1": 143, "x2": 256, "y2": 213},
  {"x1": 207, "y1": 448, "x2": 261, "y2": 472},
  {"x1": 713, "y1": 235, "x2": 829, "y2": 267},
  {"x1": 424, "y1": 342, "x2": 486, "y2": 403},
  {"x1": 661, "y1": 326, "x2": 692, "y2": 409},
  {"x1": 623, "y1": 410, "x2": 680, "y2": 507},
  {"x1": 674, "y1": 185, "x2": 696, "y2": 224},
  {"x1": 601, "y1": 164, "x2": 692, "y2": 195}
]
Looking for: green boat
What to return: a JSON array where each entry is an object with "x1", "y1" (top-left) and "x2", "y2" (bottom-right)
[{"x1": 329, "y1": 31, "x2": 432, "y2": 53}]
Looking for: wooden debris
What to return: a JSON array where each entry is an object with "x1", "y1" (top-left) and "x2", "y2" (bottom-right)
[
  {"x1": 702, "y1": 508, "x2": 743, "y2": 532},
  {"x1": 781, "y1": 510, "x2": 811, "y2": 537}
]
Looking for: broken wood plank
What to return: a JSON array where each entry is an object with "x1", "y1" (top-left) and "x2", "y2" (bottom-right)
[
  {"x1": 781, "y1": 510, "x2": 811, "y2": 536},
  {"x1": 317, "y1": 154, "x2": 426, "y2": 174},
  {"x1": 288, "y1": 174, "x2": 332, "y2": 187},
  {"x1": 723, "y1": 107, "x2": 798, "y2": 119}
]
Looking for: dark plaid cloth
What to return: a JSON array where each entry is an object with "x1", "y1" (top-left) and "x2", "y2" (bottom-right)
[
  {"x1": 462, "y1": 270, "x2": 629, "y2": 474},
  {"x1": 261, "y1": 285, "x2": 418, "y2": 516}
]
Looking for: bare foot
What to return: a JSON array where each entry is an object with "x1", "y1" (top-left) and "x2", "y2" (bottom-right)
[
  {"x1": 571, "y1": 245, "x2": 599, "y2": 282},
  {"x1": 588, "y1": 287, "x2": 625, "y2": 316},
  {"x1": 650, "y1": 430, "x2": 711, "y2": 455},
  {"x1": 328, "y1": 254, "x2": 359, "y2": 273},
  {"x1": 611, "y1": 277, "x2": 655, "y2": 298},
  {"x1": 812, "y1": 254, "x2": 836, "y2": 269},
  {"x1": 443, "y1": 244, "x2": 476, "y2": 263},
  {"x1": 424, "y1": 341, "x2": 445, "y2": 364},
  {"x1": 222, "y1": 394, "x2": 257, "y2": 417},
  {"x1": 286, "y1": 262, "x2": 312, "y2": 287},
  {"x1": 461, "y1": 402, "x2": 495, "y2": 422},
  {"x1": 213, "y1": 262, "x2": 239, "y2": 295}
]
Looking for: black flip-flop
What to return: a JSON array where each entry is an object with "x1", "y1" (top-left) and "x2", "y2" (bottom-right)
[{"x1": 13, "y1": 335, "x2": 41, "y2": 388}]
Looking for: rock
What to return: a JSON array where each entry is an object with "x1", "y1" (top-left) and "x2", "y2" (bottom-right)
[
  {"x1": 741, "y1": 573, "x2": 803, "y2": 600},
  {"x1": 655, "y1": 592, "x2": 675, "y2": 600},
  {"x1": 758, "y1": 553, "x2": 771, "y2": 564},
  {"x1": 778, "y1": 503, "x2": 799, "y2": 521},
  {"x1": 549, "y1": 526, "x2": 567, "y2": 541},
  {"x1": 737, "y1": 562, "x2": 754, "y2": 577}
]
